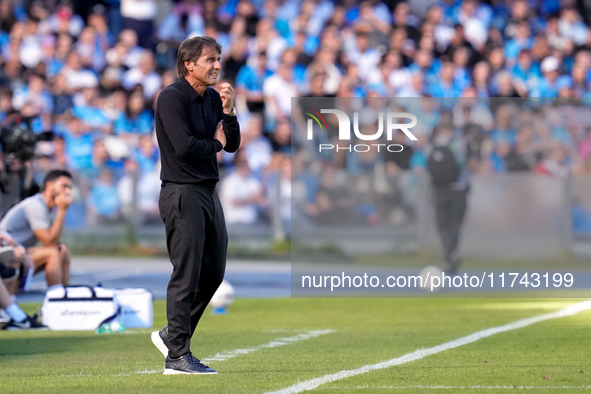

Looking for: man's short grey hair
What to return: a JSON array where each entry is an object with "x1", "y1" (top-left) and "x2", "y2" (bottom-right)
[{"x1": 177, "y1": 36, "x2": 222, "y2": 78}]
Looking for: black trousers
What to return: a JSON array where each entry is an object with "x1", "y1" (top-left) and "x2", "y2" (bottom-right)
[
  {"x1": 159, "y1": 183, "x2": 227, "y2": 358},
  {"x1": 433, "y1": 188, "x2": 468, "y2": 263}
]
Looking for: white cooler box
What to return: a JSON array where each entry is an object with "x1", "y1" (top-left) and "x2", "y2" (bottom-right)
[
  {"x1": 114, "y1": 288, "x2": 153, "y2": 328},
  {"x1": 41, "y1": 286, "x2": 120, "y2": 331}
]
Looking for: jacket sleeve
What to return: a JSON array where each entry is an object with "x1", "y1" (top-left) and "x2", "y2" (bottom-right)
[{"x1": 222, "y1": 112, "x2": 241, "y2": 153}]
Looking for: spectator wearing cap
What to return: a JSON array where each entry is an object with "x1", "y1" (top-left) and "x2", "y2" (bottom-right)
[{"x1": 530, "y1": 56, "x2": 569, "y2": 97}]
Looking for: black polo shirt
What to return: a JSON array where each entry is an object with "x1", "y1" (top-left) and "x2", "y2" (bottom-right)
[{"x1": 155, "y1": 77, "x2": 241, "y2": 186}]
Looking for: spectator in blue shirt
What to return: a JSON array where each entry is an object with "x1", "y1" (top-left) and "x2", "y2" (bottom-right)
[
  {"x1": 503, "y1": 20, "x2": 533, "y2": 66},
  {"x1": 490, "y1": 105, "x2": 517, "y2": 146},
  {"x1": 428, "y1": 62, "x2": 463, "y2": 98},
  {"x1": 80, "y1": 139, "x2": 124, "y2": 182},
  {"x1": 72, "y1": 87, "x2": 112, "y2": 135},
  {"x1": 511, "y1": 49, "x2": 542, "y2": 97},
  {"x1": 87, "y1": 168, "x2": 121, "y2": 224},
  {"x1": 62, "y1": 116, "x2": 94, "y2": 171},
  {"x1": 133, "y1": 134, "x2": 159, "y2": 175},
  {"x1": 530, "y1": 56, "x2": 570, "y2": 97},
  {"x1": 235, "y1": 51, "x2": 273, "y2": 115},
  {"x1": 113, "y1": 91, "x2": 153, "y2": 141}
]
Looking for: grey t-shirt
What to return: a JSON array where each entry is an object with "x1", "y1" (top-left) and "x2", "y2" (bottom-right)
[{"x1": 0, "y1": 194, "x2": 55, "y2": 248}]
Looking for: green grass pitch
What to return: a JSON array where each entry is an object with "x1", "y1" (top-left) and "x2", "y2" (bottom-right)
[{"x1": 1, "y1": 298, "x2": 590, "y2": 393}]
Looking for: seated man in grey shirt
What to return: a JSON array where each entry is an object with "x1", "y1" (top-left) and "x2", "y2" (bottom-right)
[{"x1": 0, "y1": 170, "x2": 73, "y2": 293}]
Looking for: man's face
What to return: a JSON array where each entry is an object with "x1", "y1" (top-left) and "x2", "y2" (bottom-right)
[
  {"x1": 48, "y1": 176, "x2": 72, "y2": 201},
  {"x1": 187, "y1": 46, "x2": 221, "y2": 87}
]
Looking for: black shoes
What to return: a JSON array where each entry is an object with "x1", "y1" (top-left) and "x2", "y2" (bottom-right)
[
  {"x1": 151, "y1": 325, "x2": 170, "y2": 358},
  {"x1": 152, "y1": 326, "x2": 217, "y2": 374},
  {"x1": 164, "y1": 353, "x2": 217, "y2": 375},
  {"x1": 4, "y1": 314, "x2": 47, "y2": 330}
]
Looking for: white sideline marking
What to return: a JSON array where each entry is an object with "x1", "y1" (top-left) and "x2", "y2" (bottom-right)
[
  {"x1": 60, "y1": 329, "x2": 335, "y2": 377},
  {"x1": 266, "y1": 300, "x2": 591, "y2": 394},
  {"x1": 202, "y1": 329, "x2": 335, "y2": 363},
  {"x1": 327, "y1": 385, "x2": 591, "y2": 390}
]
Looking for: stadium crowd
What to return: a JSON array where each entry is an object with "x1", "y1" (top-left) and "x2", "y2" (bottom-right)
[{"x1": 0, "y1": 0, "x2": 589, "y2": 229}]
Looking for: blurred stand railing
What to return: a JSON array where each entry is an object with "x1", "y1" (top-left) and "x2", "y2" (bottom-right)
[{"x1": 57, "y1": 167, "x2": 591, "y2": 259}]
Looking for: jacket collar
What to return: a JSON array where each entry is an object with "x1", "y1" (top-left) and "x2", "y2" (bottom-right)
[{"x1": 178, "y1": 77, "x2": 207, "y2": 101}]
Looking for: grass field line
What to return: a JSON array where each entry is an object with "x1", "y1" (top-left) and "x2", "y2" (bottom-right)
[
  {"x1": 266, "y1": 300, "x2": 591, "y2": 394},
  {"x1": 202, "y1": 329, "x2": 336, "y2": 363},
  {"x1": 60, "y1": 329, "x2": 335, "y2": 377},
  {"x1": 326, "y1": 385, "x2": 591, "y2": 390}
]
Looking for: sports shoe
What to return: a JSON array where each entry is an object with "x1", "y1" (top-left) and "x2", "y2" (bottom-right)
[
  {"x1": 164, "y1": 353, "x2": 217, "y2": 375},
  {"x1": 4, "y1": 314, "x2": 47, "y2": 330},
  {"x1": 0, "y1": 262, "x2": 18, "y2": 282},
  {"x1": 151, "y1": 325, "x2": 170, "y2": 358}
]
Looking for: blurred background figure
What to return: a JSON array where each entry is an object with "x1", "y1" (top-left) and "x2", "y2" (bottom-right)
[{"x1": 426, "y1": 123, "x2": 470, "y2": 274}]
